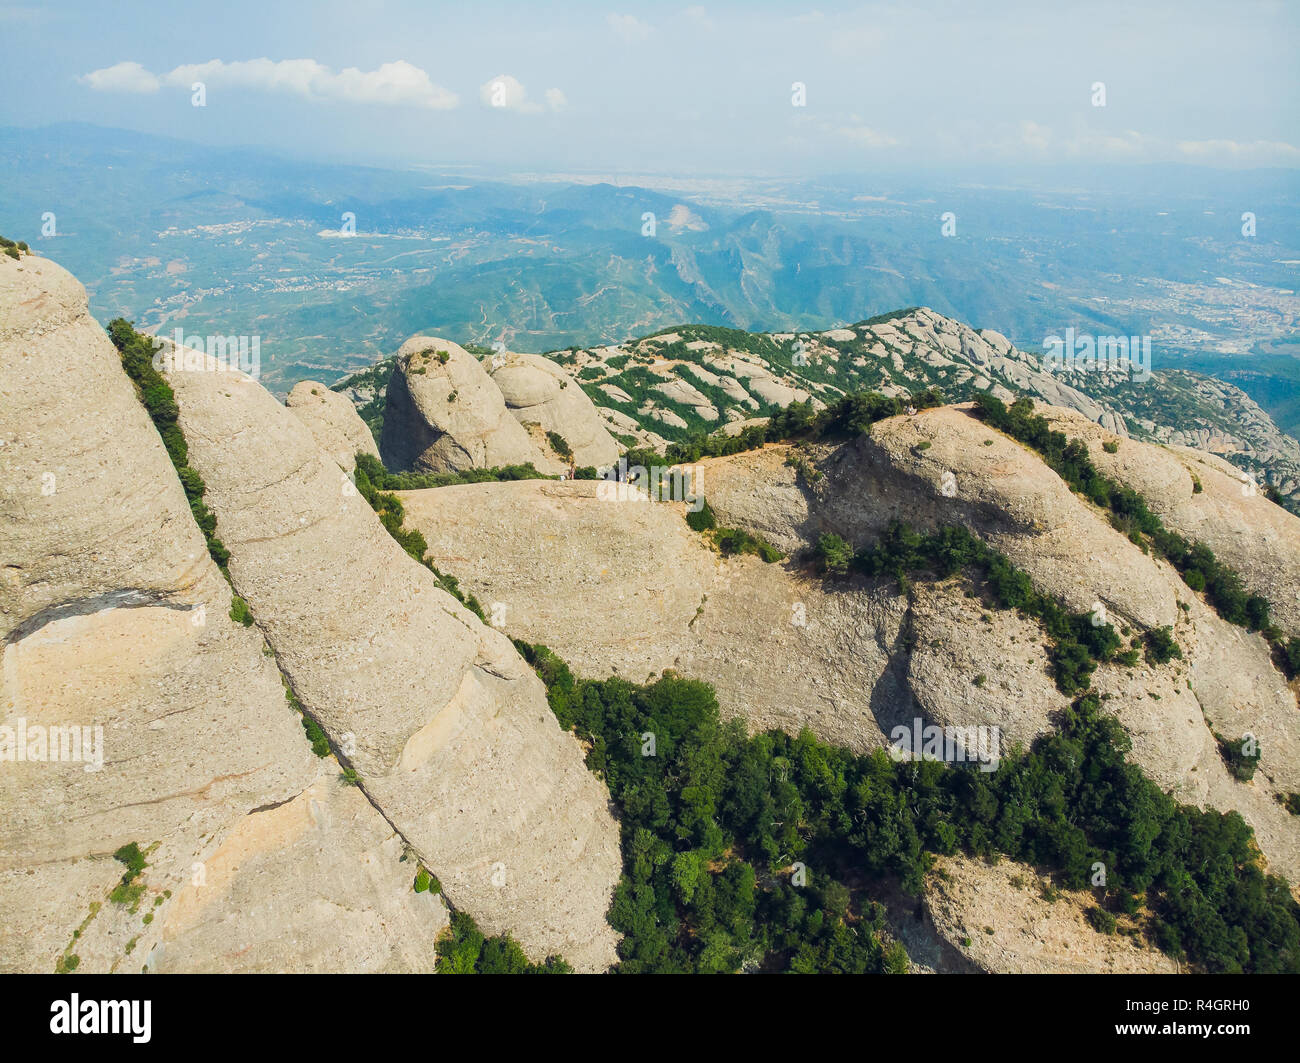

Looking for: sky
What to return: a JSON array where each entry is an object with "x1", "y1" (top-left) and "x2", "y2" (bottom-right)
[{"x1": 0, "y1": 0, "x2": 1296, "y2": 176}]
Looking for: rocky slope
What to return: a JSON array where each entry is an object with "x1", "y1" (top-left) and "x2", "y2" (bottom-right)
[
  {"x1": 151, "y1": 773, "x2": 448, "y2": 974},
  {"x1": 1036, "y1": 404, "x2": 1300, "y2": 632},
  {"x1": 161, "y1": 346, "x2": 622, "y2": 971},
  {"x1": 338, "y1": 305, "x2": 1300, "y2": 508},
  {"x1": 920, "y1": 856, "x2": 1179, "y2": 974},
  {"x1": 395, "y1": 410, "x2": 1300, "y2": 892},
  {"x1": 0, "y1": 254, "x2": 445, "y2": 974},
  {"x1": 1, "y1": 255, "x2": 621, "y2": 973},
  {"x1": 552, "y1": 308, "x2": 1300, "y2": 508}
]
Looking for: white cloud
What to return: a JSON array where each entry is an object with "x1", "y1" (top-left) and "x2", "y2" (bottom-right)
[
  {"x1": 480, "y1": 74, "x2": 541, "y2": 113},
  {"x1": 479, "y1": 76, "x2": 566, "y2": 114},
  {"x1": 836, "y1": 120, "x2": 898, "y2": 149},
  {"x1": 1063, "y1": 129, "x2": 1149, "y2": 158},
  {"x1": 80, "y1": 58, "x2": 458, "y2": 109},
  {"x1": 1177, "y1": 138, "x2": 1300, "y2": 163},
  {"x1": 1019, "y1": 120, "x2": 1051, "y2": 151},
  {"x1": 79, "y1": 61, "x2": 160, "y2": 94},
  {"x1": 608, "y1": 13, "x2": 654, "y2": 42},
  {"x1": 683, "y1": 6, "x2": 714, "y2": 31}
]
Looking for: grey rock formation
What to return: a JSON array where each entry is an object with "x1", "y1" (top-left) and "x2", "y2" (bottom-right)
[
  {"x1": 286, "y1": 380, "x2": 380, "y2": 472},
  {"x1": 396, "y1": 413, "x2": 1300, "y2": 884},
  {"x1": 0, "y1": 254, "x2": 316, "y2": 972},
  {"x1": 487, "y1": 350, "x2": 621, "y2": 470},
  {"x1": 163, "y1": 355, "x2": 621, "y2": 970},
  {"x1": 378, "y1": 337, "x2": 550, "y2": 474}
]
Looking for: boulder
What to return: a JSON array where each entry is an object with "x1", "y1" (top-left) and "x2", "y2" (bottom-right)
[
  {"x1": 378, "y1": 337, "x2": 550, "y2": 475},
  {"x1": 487, "y1": 351, "x2": 621, "y2": 470},
  {"x1": 286, "y1": 380, "x2": 379, "y2": 473}
]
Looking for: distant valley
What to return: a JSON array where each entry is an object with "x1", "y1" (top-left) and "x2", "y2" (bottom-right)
[{"x1": 2, "y1": 123, "x2": 1297, "y2": 432}]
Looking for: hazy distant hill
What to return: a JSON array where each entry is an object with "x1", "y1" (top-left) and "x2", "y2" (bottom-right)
[{"x1": 3, "y1": 123, "x2": 1297, "y2": 407}]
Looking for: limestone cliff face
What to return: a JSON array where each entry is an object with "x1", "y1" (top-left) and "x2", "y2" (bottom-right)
[
  {"x1": 151, "y1": 770, "x2": 448, "y2": 973},
  {"x1": 814, "y1": 405, "x2": 1179, "y2": 631},
  {"x1": 395, "y1": 414, "x2": 1300, "y2": 887},
  {"x1": 378, "y1": 337, "x2": 551, "y2": 474},
  {"x1": 792, "y1": 407, "x2": 1298, "y2": 882},
  {"x1": 286, "y1": 380, "x2": 380, "y2": 473},
  {"x1": 397, "y1": 478, "x2": 948, "y2": 754},
  {"x1": 1037, "y1": 404, "x2": 1300, "y2": 632},
  {"x1": 488, "y1": 350, "x2": 621, "y2": 471},
  {"x1": 163, "y1": 356, "x2": 621, "y2": 970},
  {"x1": 1, "y1": 255, "x2": 444, "y2": 974},
  {"x1": 919, "y1": 856, "x2": 1178, "y2": 974}
]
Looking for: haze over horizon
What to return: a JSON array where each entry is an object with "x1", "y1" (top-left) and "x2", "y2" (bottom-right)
[{"x1": 1, "y1": 0, "x2": 1297, "y2": 176}]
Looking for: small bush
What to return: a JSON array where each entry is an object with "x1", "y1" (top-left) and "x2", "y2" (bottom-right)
[
  {"x1": 301, "y1": 715, "x2": 330, "y2": 757},
  {"x1": 229, "y1": 595, "x2": 254, "y2": 627},
  {"x1": 882, "y1": 941, "x2": 909, "y2": 974},
  {"x1": 1279, "y1": 637, "x2": 1300, "y2": 679},
  {"x1": 1102, "y1": 440, "x2": 1119, "y2": 454},
  {"x1": 436, "y1": 910, "x2": 571, "y2": 974},
  {"x1": 108, "y1": 881, "x2": 146, "y2": 909},
  {"x1": 685, "y1": 498, "x2": 717, "y2": 532},
  {"x1": 715, "y1": 526, "x2": 783, "y2": 563},
  {"x1": 546, "y1": 431, "x2": 574, "y2": 462},
  {"x1": 113, "y1": 843, "x2": 147, "y2": 883},
  {"x1": 1087, "y1": 907, "x2": 1118, "y2": 934},
  {"x1": 1144, "y1": 626, "x2": 1182, "y2": 665},
  {"x1": 814, "y1": 532, "x2": 853, "y2": 577},
  {"x1": 1215, "y1": 732, "x2": 1261, "y2": 782}
]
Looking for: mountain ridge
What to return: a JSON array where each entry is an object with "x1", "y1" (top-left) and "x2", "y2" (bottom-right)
[{"x1": 332, "y1": 306, "x2": 1300, "y2": 512}]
